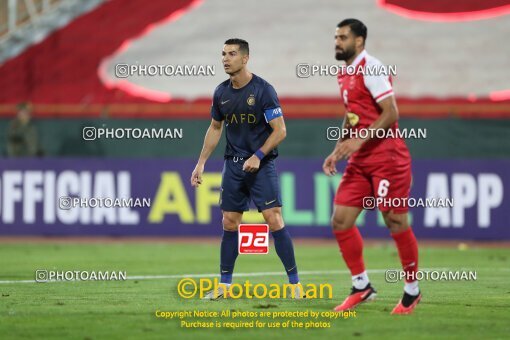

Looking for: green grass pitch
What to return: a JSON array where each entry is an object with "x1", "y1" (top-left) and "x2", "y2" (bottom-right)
[{"x1": 0, "y1": 240, "x2": 509, "y2": 339}]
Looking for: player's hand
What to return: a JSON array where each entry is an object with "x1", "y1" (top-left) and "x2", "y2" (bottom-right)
[
  {"x1": 337, "y1": 138, "x2": 364, "y2": 159},
  {"x1": 243, "y1": 155, "x2": 260, "y2": 173},
  {"x1": 322, "y1": 153, "x2": 338, "y2": 176},
  {"x1": 191, "y1": 163, "x2": 204, "y2": 187}
]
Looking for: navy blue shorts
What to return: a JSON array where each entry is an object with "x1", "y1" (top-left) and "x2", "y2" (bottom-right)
[{"x1": 220, "y1": 156, "x2": 282, "y2": 212}]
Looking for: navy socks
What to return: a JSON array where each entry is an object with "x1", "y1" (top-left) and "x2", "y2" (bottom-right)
[
  {"x1": 272, "y1": 228, "x2": 300, "y2": 284},
  {"x1": 220, "y1": 230, "x2": 238, "y2": 284},
  {"x1": 220, "y1": 228, "x2": 300, "y2": 285}
]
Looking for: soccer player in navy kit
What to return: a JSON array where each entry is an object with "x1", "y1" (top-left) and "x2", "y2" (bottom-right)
[{"x1": 191, "y1": 38, "x2": 301, "y2": 299}]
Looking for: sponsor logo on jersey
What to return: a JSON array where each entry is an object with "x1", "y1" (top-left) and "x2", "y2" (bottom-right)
[
  {"x1": 346, "y1": 112, "x2": 360, "y2": 127},
  {"x1": 225, "y1": 113, "x2": 257, "y2": 125}
]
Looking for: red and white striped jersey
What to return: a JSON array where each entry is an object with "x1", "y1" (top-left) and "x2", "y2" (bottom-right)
[{"x1": 337, "y1": 50, "x2": 410, "y2": 164}]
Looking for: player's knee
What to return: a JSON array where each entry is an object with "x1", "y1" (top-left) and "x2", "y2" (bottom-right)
[
  {"x1": 268, "y1": 221, "x2": 283, "y2": 232},
  {"x1": 266, "y1": 214, "x2": 284, "y2": 232},
  {"x1": 383, "y1": 212, "x2": 408, "y2": 233},
  {"x1": 222, "y1": 214, "x2": 240, "y2": 231},
  {"x1": 222, "y1": 223, "x2": 238, "y2": 232},
  {"x1": 331, "y1": 215, "x2": 352, "y2": 231}
]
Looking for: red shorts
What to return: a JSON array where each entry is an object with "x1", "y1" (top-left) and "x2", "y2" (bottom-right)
[{"x1": 334, "y1": 161, "x2": 412, "y2": 213}]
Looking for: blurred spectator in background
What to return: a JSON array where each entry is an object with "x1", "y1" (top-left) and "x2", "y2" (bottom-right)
[{"x1": 6, "y1": 102, "x2": 43, "y2": 157}]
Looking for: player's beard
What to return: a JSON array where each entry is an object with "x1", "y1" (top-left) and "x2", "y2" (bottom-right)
[{"x1": 335, "y1": 46, "x2": 355, "y2": 61}]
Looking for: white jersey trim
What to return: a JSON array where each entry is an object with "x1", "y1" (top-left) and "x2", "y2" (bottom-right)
[{"x1": 358, "y1": 50, "x2": 394, "y2": 103}]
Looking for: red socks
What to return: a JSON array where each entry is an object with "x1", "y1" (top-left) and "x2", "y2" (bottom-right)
[
  {"x1": 391, "y1": 227, "x2": 419, "y2": 282},
  {"x1": 333, "y1": 226, "x2": 365, "y2": 276},
  {"x1": 334, "y1": 225, "x2": 419, "y2": 288}
]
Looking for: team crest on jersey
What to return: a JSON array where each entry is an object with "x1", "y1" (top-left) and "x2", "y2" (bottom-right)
[
  {"x1": 346, "y1": 112, "x2": 359, "y2": 127},
  {"x1": 247, "y1": 94, "x2": 256, "y2": 106}
]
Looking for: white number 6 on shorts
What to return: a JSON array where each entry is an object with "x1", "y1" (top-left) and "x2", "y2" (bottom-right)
[{"x1": 377, "y1": 179, "x2": 390, "y2": 197}]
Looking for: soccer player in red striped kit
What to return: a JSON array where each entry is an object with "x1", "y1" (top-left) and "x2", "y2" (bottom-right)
[{"x1": 323, "y1": 19, "x2": 421, "y2": 314}]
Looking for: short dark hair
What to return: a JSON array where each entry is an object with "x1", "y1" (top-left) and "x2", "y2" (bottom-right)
[
  {"x1": 224, "y1": 38, "x2": 249, "y2": 55},
  {"x1": 337, "y1": 18, "x2": 367, "y2": 43}
]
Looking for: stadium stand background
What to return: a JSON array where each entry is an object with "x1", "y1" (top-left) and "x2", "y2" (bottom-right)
[
  {"x1": 1, "y1": 0, "x2": 509, "y2": 158},
  {"x1": 0, "y1": 0, "x2": 509, "y2": 239}
]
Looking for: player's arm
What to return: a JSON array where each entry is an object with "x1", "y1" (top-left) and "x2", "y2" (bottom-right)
[
  {"x1": 334, "y1": 67, "x2": 397, "y2": 160},
  {"x1": 243, "y1": 116, "x2": 286, "y2": 172},
  {"x1": 254, "y1": 116, "x2": 287, "y2": 156},
  {"x1": 323, "y1": 106, "x2": 348, "y2": 176},
  {"x1": 191, "y1": 118, "x2": 223, "y2": 187},
  {"x1": 335, "y1": 95, "x2": 398, "y2": 159},
  {"x1": 243, "y1": 84, "x2": 285, "y2": 173},
  {"x1": 366, "y1": 95, "x2": 399, "y2": 130}
]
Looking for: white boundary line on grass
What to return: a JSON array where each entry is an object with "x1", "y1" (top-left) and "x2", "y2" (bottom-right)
[{"x1": 0, "y1": 268, "x2": 450, "y2": 284}]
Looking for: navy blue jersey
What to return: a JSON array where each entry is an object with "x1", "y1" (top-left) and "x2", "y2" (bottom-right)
[{"x1": 210, "y1": 74, "x2": 283, "y2": 159}]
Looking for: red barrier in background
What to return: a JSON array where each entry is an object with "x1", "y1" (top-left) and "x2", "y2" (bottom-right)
[{"x1": 1, "y1": 0, "x2": 509, "y2": 119}]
